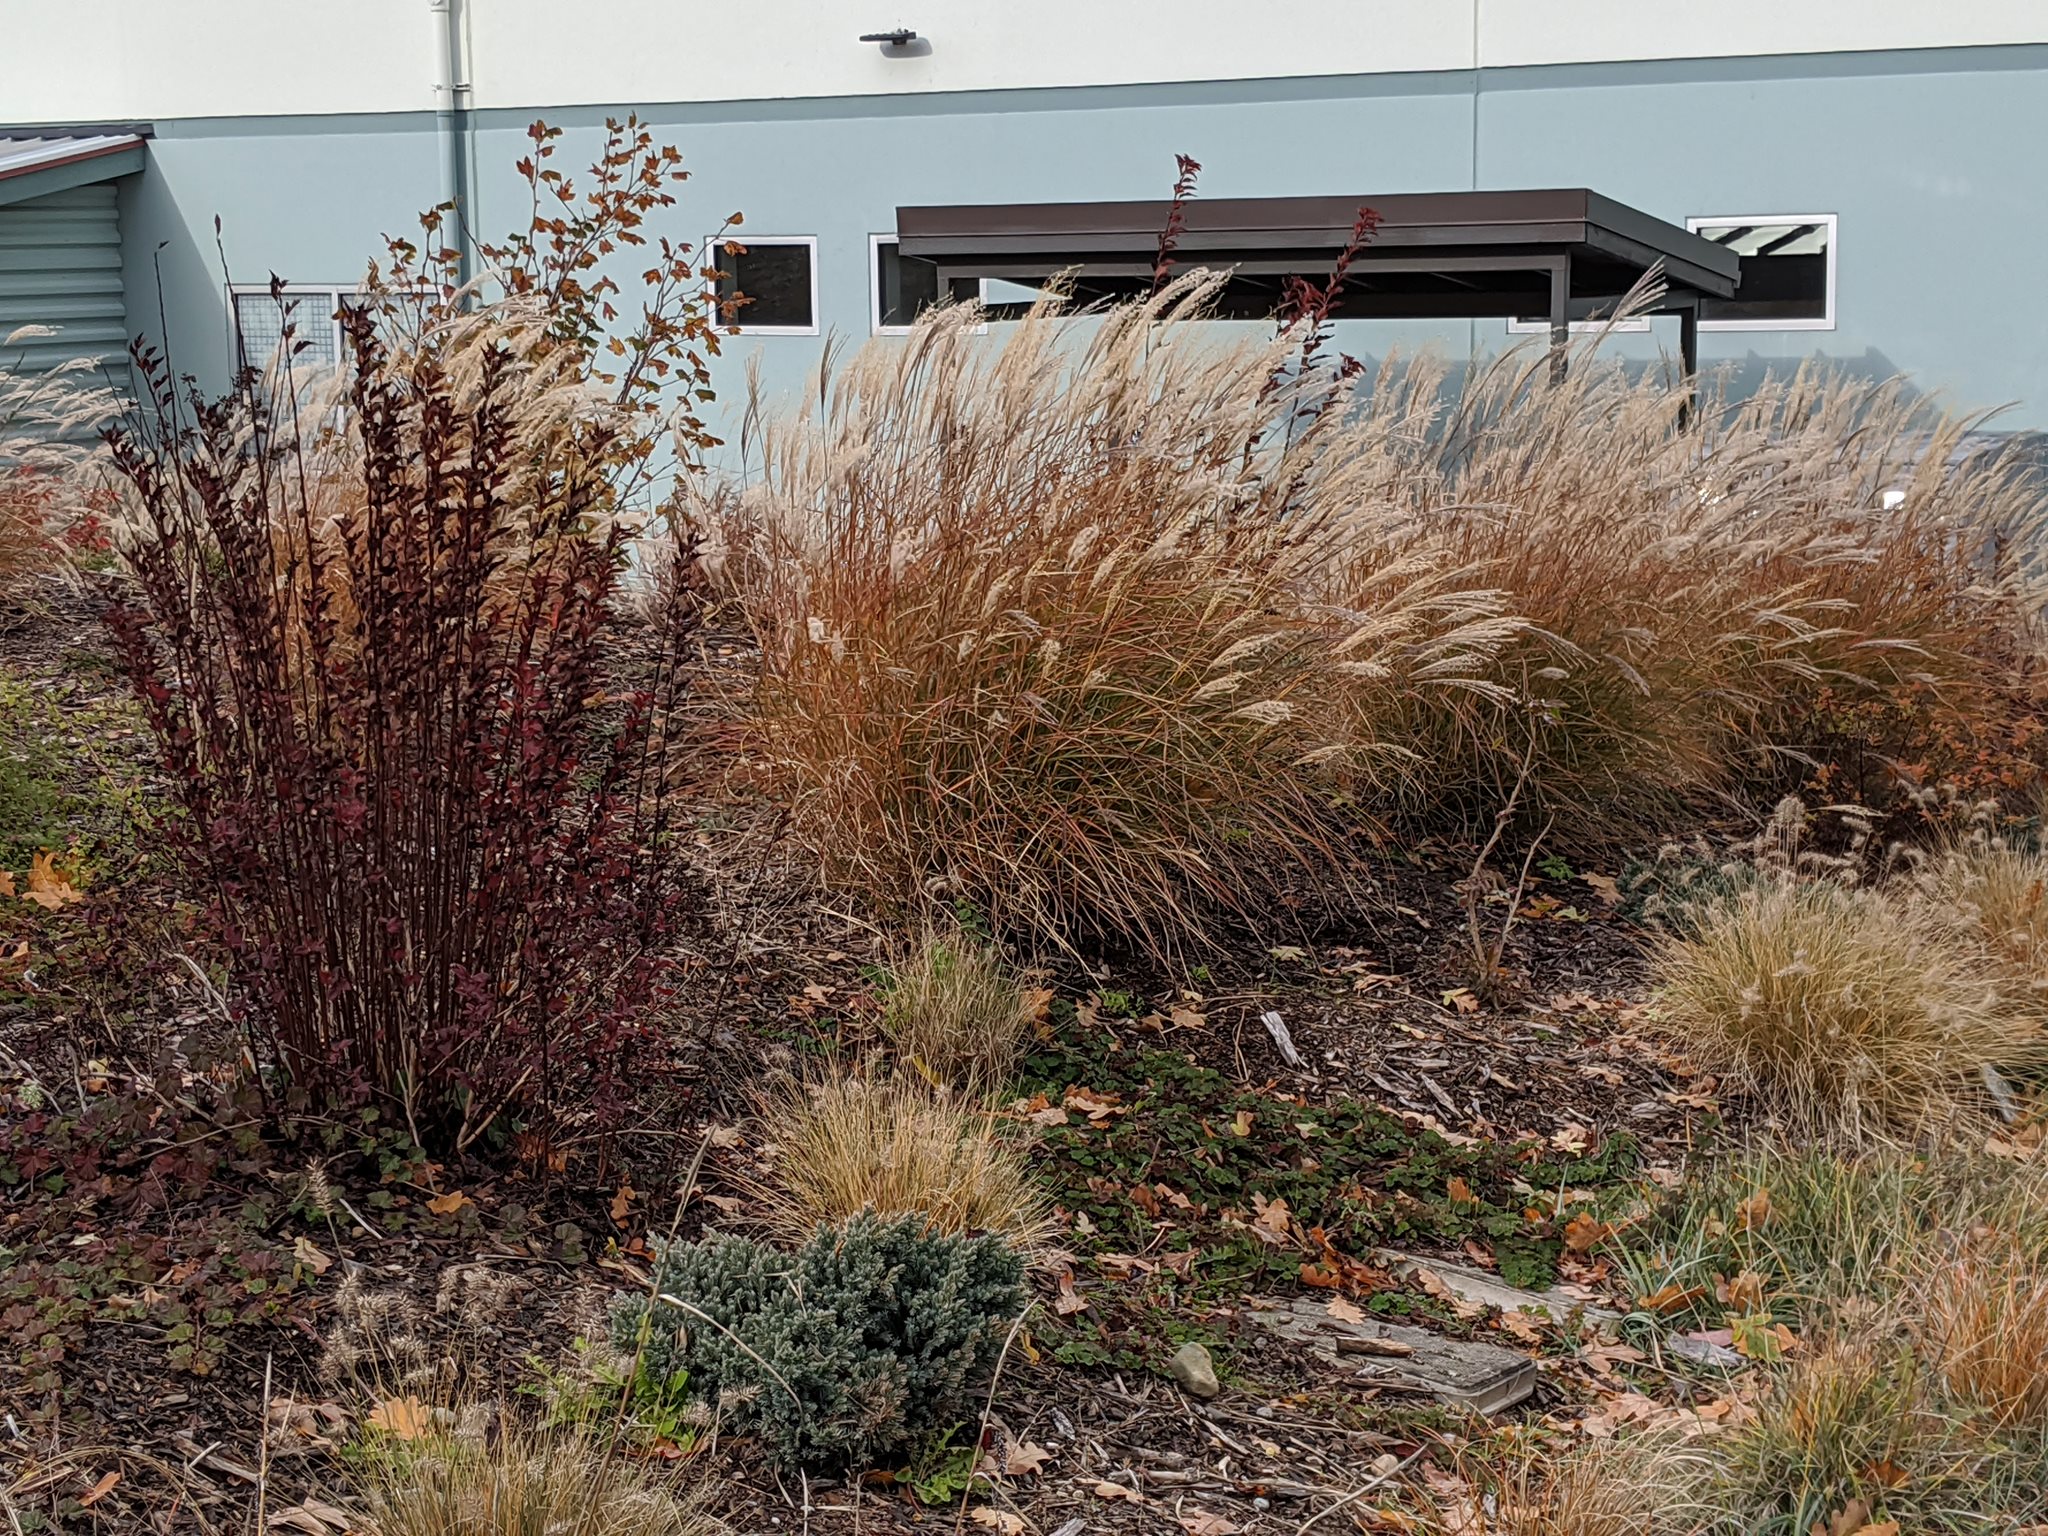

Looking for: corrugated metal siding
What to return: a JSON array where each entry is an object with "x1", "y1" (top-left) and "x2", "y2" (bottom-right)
[{"x1": 0, "y1": 183, "x2": 127, "y2": 379}]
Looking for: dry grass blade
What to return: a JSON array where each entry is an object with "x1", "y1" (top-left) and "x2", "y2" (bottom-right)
[
  {"x1": 752, "y1": 1073, "x2": 1050, "y2": 1251},
  {"x1": 1915, "y1": 1241, "x2": 2048, "y2": 1427}
]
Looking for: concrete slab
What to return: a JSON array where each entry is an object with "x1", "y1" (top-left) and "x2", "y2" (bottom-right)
[{"x1": 1244, "y1": 1296, "x2": 1538, "y2": 1415}]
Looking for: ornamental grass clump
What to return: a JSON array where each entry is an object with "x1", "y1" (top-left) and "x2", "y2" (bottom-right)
[
  {"x1": 877, "y1": 928, "x2": 1038, "y2": 1090},
  {"x1": 1332, "y1": 351, "x2": 2048, "y2": 837},
  {"x1": 612, "y1": 1212, "x2": 1025, "y2": 1472},
  {"x1": 754, "y1": 1073, "x2": 1048, "y2": 1250},
  {"x1": 705, "y1": 274, "x2": 1515, "y2": 958},
  {"x1": 1652, "y1": 873, "x2": 2045, "y2": 1139},
  {"x1": 708, "y1": 275, "x2": 2045, "y2": 955},
  {"x1": 107, "y1": 121, "x2": 724, "y2": 1147},
  {"x1": 354, "y1": 1416, "x2": 715, "y2": 1536}
]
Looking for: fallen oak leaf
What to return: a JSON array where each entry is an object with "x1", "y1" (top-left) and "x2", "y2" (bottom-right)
[
  {"x1": 366, "y1": 1395, "x2": 432, "y2": 1439},
  {"x1": 425, "y1": 1191, "x2": 472, "y2": 1216},
  {"x1": 609, "y1": 1183, "x2": 637, "y2": 1225},
  {"x1": 1052, "y1": 1271, "x2": 1089, "y2": 1315},
  {"x1": 291, "y1": 1235, "x2": 333, "y2": 1275},
  {"x1": 1177, "y1": 1512, "x2": 1240, "y2": 1536},
  {"x1": 267, "y1": 1499, "x2": 359, "y2": 1534},
  {"x1": 1635, "y1": 1280, "x2": 1706, "y2": 1316},
  {"x1": 969, "y1": 1511, "x2": 1026, "y2": 1535},
  {"x1": 22, "y1": 851, "x2": 84, "y2": 911},
  {"x1": 1003, "y1": 1439, "x2": 1054, "y2": 1477},
  {"x1": 1563, "y1": 1210, "x2": 1611, "y2": 1253}
]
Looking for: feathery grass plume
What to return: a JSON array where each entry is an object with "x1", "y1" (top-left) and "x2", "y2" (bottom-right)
[
  {"x1": 1651, "y1": 875, "x2": 2046, "y2": 1139},
  {"x1": 105, "y1": 121, "x2": 720, "y2": 1148},
  {"x1": 705, "y1": 278, "x2": 2044, "y2": 952},
  {"x1": 877, "y1": 927, "x2": 1038, "y2": 1090},
  {"x1": 0, "y1": 326, "x2": 125, "y2": 588},
  {"x1": 702, "y1": 274, "x2": 1513, "y2": 958},
  {"x1": 1915, "y1": 823, "x2": 2048, "y2": 1028},
  {"x1": 752, "y1": 1071, "x2": 1049, "y2": 1251},
  {"x1": 1331, "y1": 343, "x2": 2048, "y2": 837}
]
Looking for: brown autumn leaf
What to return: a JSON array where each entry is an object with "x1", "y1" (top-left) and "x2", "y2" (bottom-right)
[
  {"x1": 78, "y1": 1470, "x2": 121, "y2": 1508},
  {"x1": 609, "y1": 1183, "x2": 637, "y2": 1225},
  {"x1": 425, "y1": 1191, "x2": 472, "y2": 1216},
  {"x1": 22, "y1": 852, "x2": 84, "y2": 911},
  {"x1": 1497, "y1": 1308, "x2": 1547, "y2": 1344},
  {"x1": 969, "y1": 1512, "x2": 1026, "y2": 1535},
  {"x1": 1636, "y1": 1280, "x2": 1707, "y2": 1315},
  {"x1": 1326, "y1": 1294, "x2": 1367, "y2": 1324},
  {"x1": 0, "y1": 871, "x2": 14, "y2": 898},
  {"x1": 1177, "y1": 1512, "x2": 1240, "y2": 1536},
  {"x1": 1563, "y1": 1210, "x2": 1611, "y2": 1253},
  {"x1": 1063, "y1": 1085, "x2": 1125, "y2": 1122},
  {"x1": 1582, "y1": 871, "x2": 1622, "y2": 905},
  {"x1": 1550, "y1": 1123, "x2": 1594, "y2": 1155},
  {"x1": 1441, "y1": 986, "x2": 1480, "y2": 1014},
  {"x1": 266, "y1": 1500, "x2": 358, "y2": 1535},
  {"x1": 1717, "y1": 1269, "x2": 1767, "y2": 1313},
  {"x1": 1862, "y1": 1457, "x2": 1910, "y2": 1491},
  {"x1": 1733, "y1": 1186, "x2": 1773, "y2": 1232},
  {"x1": 1250, "y1": 1192, "x2": 1291, "y2": 1244},
  {"x1": 1052, "y1": 1271, "x2": 1088, "y2": 1315},
  {"x1": 1003, "y1": 1439, "x2": 1054, "y2": 1476},
  {"x1": 1092, "y1": 1481, "x2": 1143, "y2": 1503},
  {"x1": 1445, "y1": 1175, "x2": 1475, "y2": 1204},
  {"x1": 291, "y1": 1235, "x2": 333, "y2": 1275},
  {"x1": 366, "y1": 1396, "x2": 431, "y2": 1439}
]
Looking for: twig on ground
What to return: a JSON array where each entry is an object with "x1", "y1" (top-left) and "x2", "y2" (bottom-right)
[{"x1": 1296, "y1": 1444, "x2": 1428, "y2": 1535}]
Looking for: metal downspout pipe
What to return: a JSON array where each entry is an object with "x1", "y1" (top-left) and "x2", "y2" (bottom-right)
[{"x1": 430, "y1": 0, "x2": 472, "y2": 288}]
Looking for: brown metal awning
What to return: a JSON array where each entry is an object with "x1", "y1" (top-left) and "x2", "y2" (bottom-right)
[{"x1": 896, "y1": 188, "x2": 1739, "y2": 378}]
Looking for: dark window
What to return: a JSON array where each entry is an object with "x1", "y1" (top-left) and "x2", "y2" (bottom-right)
[
  {"x1": 1690, "y1": 218, "x2": 1834, "y2": 327},
  {"x1": 713, "y1": 239, "x2": 815, "y2": 331},
  {"x1": 873, "y1": 238, "x2": 985, "y2": 330}
]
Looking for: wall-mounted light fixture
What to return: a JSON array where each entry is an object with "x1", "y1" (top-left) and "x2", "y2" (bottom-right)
[{"x1": 859, "y1": 28, "x2": 918, "y2": 45}]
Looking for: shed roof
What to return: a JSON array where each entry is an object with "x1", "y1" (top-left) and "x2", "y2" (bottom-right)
[
  {"x1": 897, "y1": 187, "x2": 1738, "y2": 327},
  {"x1": 0, "y1": 130, "x2": 148, "y2": 208}
]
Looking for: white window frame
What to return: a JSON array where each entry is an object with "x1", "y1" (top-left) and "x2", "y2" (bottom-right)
[
  {"x1": 1686, "y1": 213, "x2": 1838, "y2": 332},
  {"x1": 708, "y1": 235, "x2": 820, "y2": 337},
  {"x1": 1505, "y1": 312, "x2": 1651, "y2": 337},
  {"x1": 868, "y1": 233, "x2": 991, "y2": 336},
  {"x1": 226, "y1": 283, "x2": 355, "y2": 372}
]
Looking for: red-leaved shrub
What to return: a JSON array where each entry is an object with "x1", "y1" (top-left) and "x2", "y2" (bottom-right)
[{"x1": 108, "y1": 120, "x2": 723, "y2": 1147}]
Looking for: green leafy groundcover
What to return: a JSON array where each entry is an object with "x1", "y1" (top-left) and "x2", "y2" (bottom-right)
[{"x1": 1022, "y1": 1036, "x2": 1639, "y2": 1293}]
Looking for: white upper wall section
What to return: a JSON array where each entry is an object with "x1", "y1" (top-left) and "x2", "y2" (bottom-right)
[{"x1": 4, "y1": 0, "x2": 2045, "y2": 124}]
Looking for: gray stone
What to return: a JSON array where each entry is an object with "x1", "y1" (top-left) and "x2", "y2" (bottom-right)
[
  {"x1": 1169, "y1": 1341, "x2": 1221, "y2": 1399},
  {"x1": 1244, "y1": 1297, "x2": 1537, "y2": 1415}
]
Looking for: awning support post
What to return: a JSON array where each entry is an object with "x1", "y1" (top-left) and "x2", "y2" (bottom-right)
[{"x1": 1547, "y1": 255, "x2": 1570, "y2": 384}]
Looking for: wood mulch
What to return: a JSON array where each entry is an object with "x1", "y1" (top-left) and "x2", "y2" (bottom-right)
[{"x1": 0, "y1": 572, "x2": 1733, "y2": 1536}]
